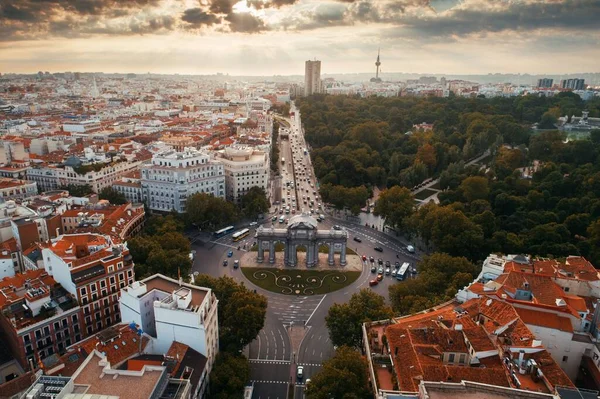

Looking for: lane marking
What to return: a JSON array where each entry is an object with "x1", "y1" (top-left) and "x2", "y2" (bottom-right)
[{"x1": 306, "y1": 295, "x2": 326, "y2": 325}]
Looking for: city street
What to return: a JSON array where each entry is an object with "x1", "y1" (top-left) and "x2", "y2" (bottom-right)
[{"x1": 190, "y1": 102, "x2": 419, "y2": 399}]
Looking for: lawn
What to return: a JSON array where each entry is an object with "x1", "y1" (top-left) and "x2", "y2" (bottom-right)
[
  {"x1": 241, "y1": 267, "x2": 360, "y2": 295},
  {"x1": 414, "y1": 189, "x2": 437, "y2": 201}
]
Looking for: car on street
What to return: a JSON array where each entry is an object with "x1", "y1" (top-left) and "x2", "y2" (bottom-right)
[
  {"x1": 371, "y1": 265, "x2": 377, "y2": 273},
  {"x1": 385, "y1": 260, "x2": 391, "y2": 268},
  {"x1": 227, "y1": 250, "x2": 233, "y2": 257},
  {"x1": 234, "y1": 260, "x2": 239, "y2": 269},
  {"x1": 378, "y1": 266, "x2": 384, "y2": 274},
  {"x1": 374, "y1": 246, "x2": 384, "y2": 252},
  {"x1": 385, "y1": 267, "x2": 391, "y2": 275},
  {"x1": 407, "y1": 245, "x2": 415, "y2": 253},
  {"x1": 271, "y1": 216, "x2": 277, "y2": 222},
  {"x1": 222, "y1": 260, "x2": 228, "y2": 267},
  {"x1": 249, "y1": 221, "x2": 257, "y2": 227},
  {"x1": 395, "y1": 261, "x2": 401, "y2": 268},
  {"x1": 392, "y1": 269, "x2": 397, "y2": 277},
  {"x1": 369, "y1": 256, "x2": 375, "y2": 263},
  {"x1": 353, "y1": 237, "x2": 362, "y2": 243},
  {"x1": 297, "y1": 366, "x2": 304, "y2": 380},
  {"x1": 362, "y1": 255, "x2": 367, "y2": 261},
  {"x1": 333, "y1": 225, "x2": 341, "y2": 230},
  {"x1": 377, "y1": 273, "x2": 383, "y2": 281},
  {"x1": 369, "y1": 279, "x2": 379, "y2": 287},
  {"x1": 377, "y1": 258, "x2": 383, "y2": 265}
]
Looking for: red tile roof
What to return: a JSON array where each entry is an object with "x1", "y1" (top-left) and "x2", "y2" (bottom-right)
[{"x1": 514, "y1": 307, "x2": 574, "y2": 333}]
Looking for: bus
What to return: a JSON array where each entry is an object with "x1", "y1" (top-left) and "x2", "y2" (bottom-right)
[
  {"x1": 396, "y1": 262, "x2": 410, "y2": 281},
  {"x1": 232, "y1": 228, "x2": 250, "y2": 242},
  {"x1": 214, "y1": 225, "x2": 234, "y2": 238}
]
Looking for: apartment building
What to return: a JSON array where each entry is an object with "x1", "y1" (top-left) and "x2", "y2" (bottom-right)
[
  {"x1": 27, "y1": 160, "x2": 141, "y2": 193},
  {"x1": 60, "y1": 203, "x2": 145, "y2": 242},
  {"x1": 218, "y1": 147, "x2": 269, "y2": 203},
  {"x1": 39, "y1": 233, "x2": 134, "y2": 337},
  {"x1": 119, "y1": 274, "x2": 219, "y2": 375},
  {"x1": 141, "y1": 148, "x2": 225, "y2": 213},
  {"x1": 112, "y1": 171, "x2": 143, "y2": 203},
  {"x1": 0, "y1": 178, "x2": 37, "y2": 200},
  {"x1": 0, "y1": 269, "x2": 82, "y2": 370},
  {"x1": 364, "y1": 297, "x2": 576, "y2": 398}
]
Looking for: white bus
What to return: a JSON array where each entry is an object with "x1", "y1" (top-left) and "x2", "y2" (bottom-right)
[
  {"x1": 232, "y1": 228, "x2": 250, "y2": 242},
  {"x1": 396, "y1": 262, "x2": 410, "y2": 281}
]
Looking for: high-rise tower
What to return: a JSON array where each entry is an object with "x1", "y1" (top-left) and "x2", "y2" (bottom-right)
[
  {"x1": 304, "y1": 60, "x2": 322, "y2": 96},
  {"x1": 370, "y1": 49, "x2": 382, "y2": 83}
]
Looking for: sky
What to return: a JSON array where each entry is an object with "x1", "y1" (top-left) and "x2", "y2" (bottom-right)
[{"x1": 1, "y1": 0, "x2": 599, "y2": 76}]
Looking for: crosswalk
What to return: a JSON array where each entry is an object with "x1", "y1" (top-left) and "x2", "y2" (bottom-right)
[
  {"x1": 251, "y1": 380, "x2": 288, "y2": 385},
  {"x1": 250, "y1": 359, "x2": 291, "y2": 365}
]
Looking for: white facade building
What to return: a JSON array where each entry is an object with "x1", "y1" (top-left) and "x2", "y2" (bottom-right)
[
  {"x1": 26, "y1": 160, "x2": 141, "y2": 193},
  {"x1": 119, "y1": 274, "x2": 219, "y2": 374},
  {"x1": 141, "y1": 148, "x2": 225, "y2": 213},
  {"x1": 218, "y1": 148, "x2": 269, "y2": 203},
  {"x1": 62, "y1": 119, "x2": 101, "y2": 134}
]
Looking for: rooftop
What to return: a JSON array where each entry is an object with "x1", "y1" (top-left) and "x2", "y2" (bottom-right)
[{"x1": 141, "y1": 274, "x2": 209, "y2": 309}]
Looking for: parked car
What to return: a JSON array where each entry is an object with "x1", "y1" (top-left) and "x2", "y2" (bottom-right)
[
  {"x1": 234, "y1": 260, "x2": 239, "y2": 269},
  {"x1": 353, "y1": 237, "x2": 362, "y2": 243},
  {"x1": 374, "y1": 246, "x2": 384, "y2": 252},
  {"x1": 369, "y1": 279, "x2": 379, "y2": 287},
  {"x1": 227, "y1": 250, "x2": 233, "y2": 257}
]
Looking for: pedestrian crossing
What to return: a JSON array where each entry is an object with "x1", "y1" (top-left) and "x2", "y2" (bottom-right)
[
  {"x1": 250, "y1": 359, "x2": 291, "y2": 365},
  {"x1": 298, "y1": 363, "x2": 321, "y2": 367},
  {"x1": 251, "y1": 380, "x2": 288, "y2": 385}
]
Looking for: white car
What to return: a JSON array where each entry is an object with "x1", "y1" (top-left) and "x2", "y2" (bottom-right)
[
  {"x1": 407, "y1": 245, "x2": 415, "y2": 253},
  {"x1": 249, "y1": 222, "x2": 257, "y2": 227}
]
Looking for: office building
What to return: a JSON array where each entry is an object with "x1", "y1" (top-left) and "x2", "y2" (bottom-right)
[
  {"x1": 304, "y1": 60, "x2": 322, "y2": 96},
  {"x1": 141, "y1": 148, "x2": 225, "y2": 213},
  {"x1": 537, "y1": 78, "x2": 553, "y2": 88}
]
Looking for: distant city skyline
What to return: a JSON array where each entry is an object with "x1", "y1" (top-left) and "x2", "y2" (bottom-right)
[{"x1": 1, "y1": 0, "x2": 599, "y2": 75}]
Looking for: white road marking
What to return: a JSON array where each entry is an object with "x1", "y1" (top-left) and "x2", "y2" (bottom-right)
[{"x1": 306, "y1": 295, "x2": 326, "y2": 325}]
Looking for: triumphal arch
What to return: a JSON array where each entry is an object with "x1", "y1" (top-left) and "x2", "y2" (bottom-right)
[{"x1": 255, "y1": 214, "x2": 348, "y2": 267}]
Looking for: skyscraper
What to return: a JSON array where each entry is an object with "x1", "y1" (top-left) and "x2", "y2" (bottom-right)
[
  {"x1": 560, "y1": 78, "x2": 585, "y2": 90},
  {"x1": 537, "y1": 78, "x2": 553, "y2": 88},
  {"x1": 304, "y1": 60, "x2": 322, "y2": 96}
]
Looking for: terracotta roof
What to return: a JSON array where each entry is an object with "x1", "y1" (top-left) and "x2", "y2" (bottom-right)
[
  {"x1": 462, "y1": 327, "x2": 496, "y2": 352},
  {"x1": 529, "y1": 350, "x2": 575, "y2": 389},
  {"x1": 515, "y1": 307, "x2": 574, "y2": 333}
]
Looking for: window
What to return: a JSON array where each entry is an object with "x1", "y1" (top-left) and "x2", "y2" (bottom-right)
[
  {"x1": 108, "y1": 265, "x2": 114, "y2": 273},
  {"x1": 54, "y1": 322, "x2": 60, "y2": 330},
  {"x1": 72, "y1": 314, "x2": 78, "y2": 323},
  {"x1": 563, "y1": 356, "x2": 569, "y2": 362},
  {"x1": 90, "y1": 284, "x2": 97, "y2": 292},
  {"x1": 43, "y1": 326, "x2": 50, "y2": 335},
  {"x1": 80, "y1": 287, "x2": 86, "y2": 296},
  {"x1": 448, "y1": 353, "x2": 455, "y2": 363}
]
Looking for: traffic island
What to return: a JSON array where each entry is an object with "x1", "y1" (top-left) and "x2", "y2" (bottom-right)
[{"x1": 241, "y1": 267, "x2": 360, "y2": 295}]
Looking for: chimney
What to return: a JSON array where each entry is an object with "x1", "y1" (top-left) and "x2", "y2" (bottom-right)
[{"x1": 518, "y1": 350, "x2": 525, "y2": 368}]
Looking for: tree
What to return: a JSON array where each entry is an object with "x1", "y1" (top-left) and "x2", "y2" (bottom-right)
[
  {"x1": 539, "y1": 111, "x2": 558, "y2": 129},
  {"x1": 186, "y1": 193, "x2": 239, "y2": 231},
  {"x1": 61, "y1": 184, "x2": 93, "y2": 197},
  {"x1": 416, "y1": 143, "x2": 437, "y2": 174},
  {"x1": 326, "y1": 289, "x2": 392, "y2": 349},
  {"x1": 99, "y1": 187, "x2": 127, "y2": 204},
  {"x1": 373, "y1": 186, "x2": 414, "y2": 230},
  {"x1": 208, "y1": 353, "x2": 250, "y2": 399},
  {"x1": 305, "y1": 346, "x2": 371, "y2": 399},
  {"x1": 194, "y1": 275, "x2": 267, "y2": 352},
  {"x1": 459, "y1": 176, "x2": 489, "y2": 202},
  {"x1": 239, "y1": 186, "x2": 269, "y2": 219}
]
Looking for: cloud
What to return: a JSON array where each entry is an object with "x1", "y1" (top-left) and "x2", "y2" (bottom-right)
[
  {"x1": 182, "y1": 8, "x2": 220, "y2": 27},
  {"x1": 225, "y1": 12, "x2": 267, "y2": 33},
  {"x1": 209, "y1": 0, "x2": 238, "y2": 14}
]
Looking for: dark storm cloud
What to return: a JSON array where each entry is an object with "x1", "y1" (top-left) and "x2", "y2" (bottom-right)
[
  {"x1": 181, "y1": 8, "x2": 220, "y2": 27},
  {"x1": 225, "y1": 12, "x2": 267, "y2": 33},
  {"x1": 209, "y1": 0, "x2": 238, "y2": 14},
  {"x1": 247, "y1": 0, "x2": 299, "y2": 9}
]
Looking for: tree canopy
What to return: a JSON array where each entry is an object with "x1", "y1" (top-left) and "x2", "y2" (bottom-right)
[
  {"x1": 239, "y1": 186, "x2": 269, "y2": 219},
  {"x1": 186, "y1": 193, "x2": 239, "y2": 231},
  {"x1": 305, "y1": 346, "x2": 371, "y2": 399},
  {"x1": 373, "y1": 186, "x2": 414, "y2": 230},
  {"x1": 99, "y1": 186, "x2": 127, "y2": 204},
  {"x1": 325, "y1": 289, "x2": 393, "y2": 348},
  {"x1": 207, "y1": 352, "x2": 250, "y2": 399},
  {"x1": 194, "y1": 274, "x2": 267, "y2": 353}
]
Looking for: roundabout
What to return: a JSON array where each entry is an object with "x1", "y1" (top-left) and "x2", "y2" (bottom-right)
[{"x1": 241, "y1": 267, "x2": 360, "y2": 295}]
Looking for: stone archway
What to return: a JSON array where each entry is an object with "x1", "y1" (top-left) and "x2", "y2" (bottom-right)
[{"x1": 255, "y1": 213, "x2": 348, "y2": 267}]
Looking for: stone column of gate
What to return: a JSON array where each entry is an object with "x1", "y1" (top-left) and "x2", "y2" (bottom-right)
[
  {"x1": 257, "y1": 240, "x2": 264, "y2": 263},
  {"x1": 306, "y1": 243, "x2": 315, "y2": 267},
  {"x1": 284, "y1": 241, "x2": 289, "y2": 266},
  {"x1": 269, "y1": 241, "x2": 275, "y2": 264},
  {"x1": 290, "y1": 244, "x2": 297, "y2": 267},
  {"x1": 340, "y1": 243, "x2": 347, "y2": 266},
  {"x1": 328, "y1": 243, "x2": 335, "y2": 266}
]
